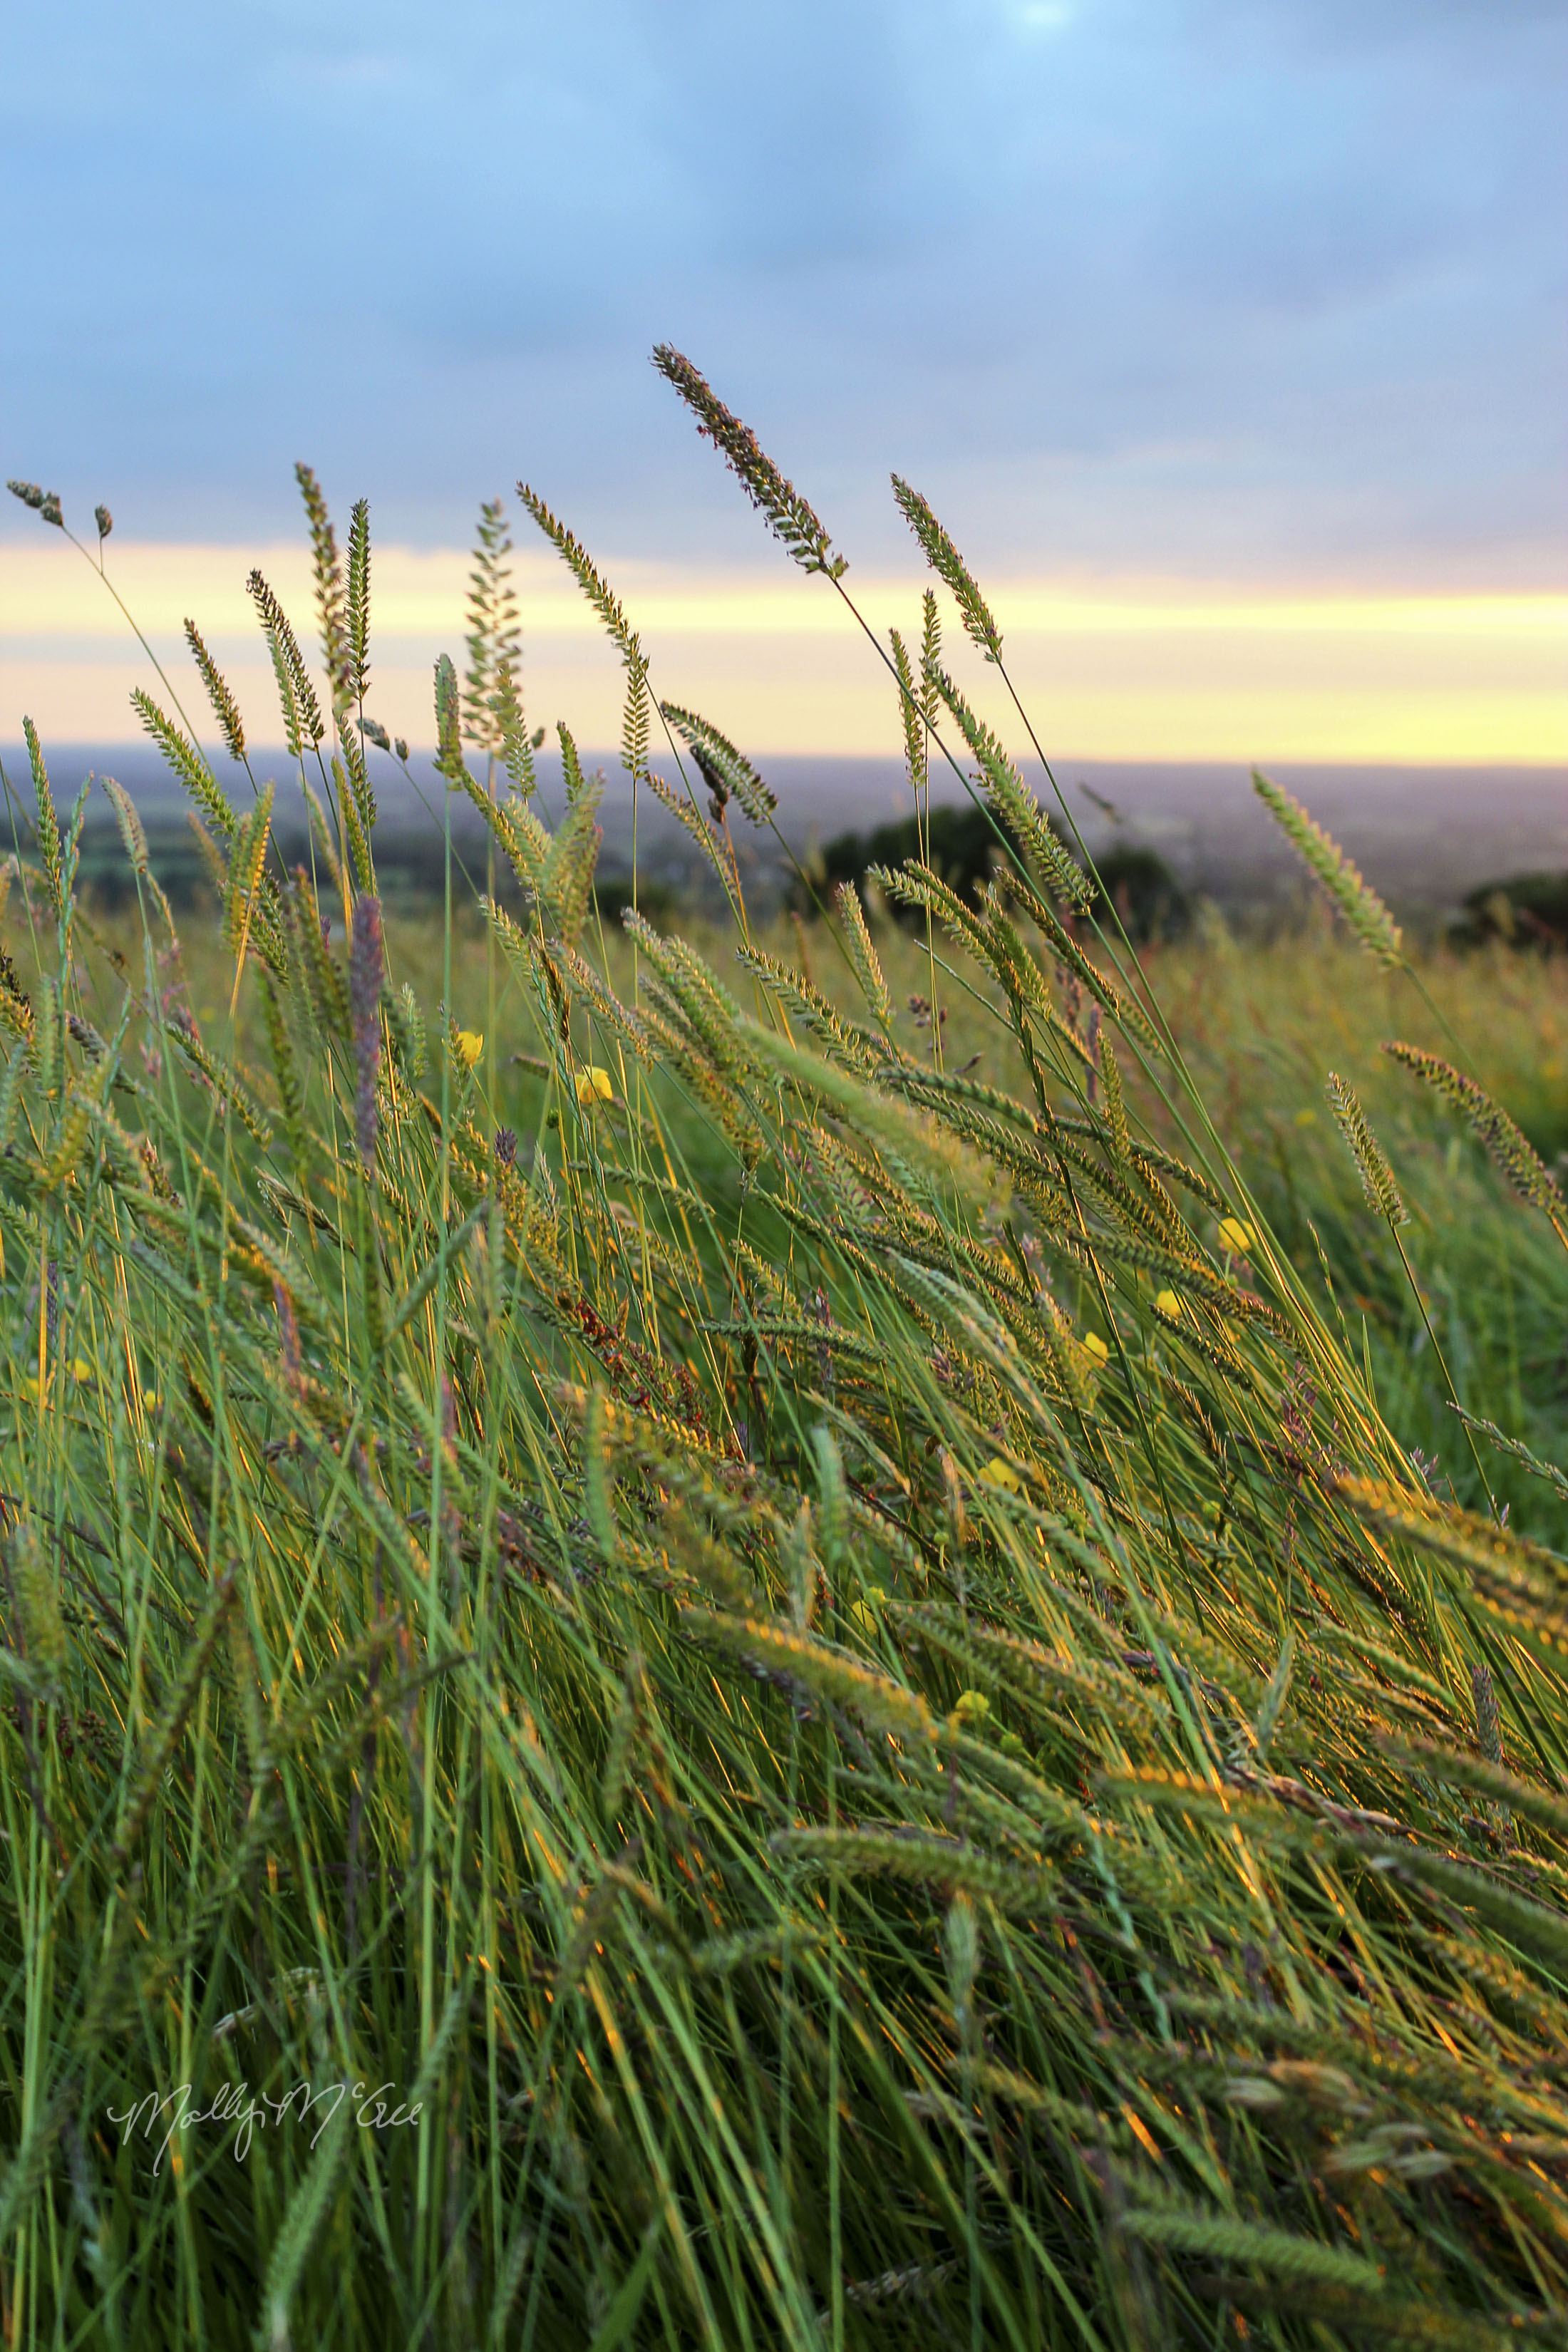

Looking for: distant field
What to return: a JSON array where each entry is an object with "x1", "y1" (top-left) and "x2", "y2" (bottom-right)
[{"x1": 9, "y1": 742, "x2": 1567, "y2": 922}]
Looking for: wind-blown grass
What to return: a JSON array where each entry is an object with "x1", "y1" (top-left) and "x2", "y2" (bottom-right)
[{"x1": 0, "y1": 386, "x2": 1567, "y2": 2351}]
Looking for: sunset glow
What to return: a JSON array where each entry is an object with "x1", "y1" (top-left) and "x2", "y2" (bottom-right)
[{"x1": 4, "y1": 540, "x2": 1562, "y2": 765}]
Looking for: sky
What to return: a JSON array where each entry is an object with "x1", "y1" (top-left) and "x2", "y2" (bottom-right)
[{"x1": 3, "y1": 0, "x2": 1564, "y2": 760}]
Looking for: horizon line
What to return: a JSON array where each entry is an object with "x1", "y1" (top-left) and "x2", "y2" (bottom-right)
[{"x1": 6, "y1": 741, "x2": 1566, "y2": 773}]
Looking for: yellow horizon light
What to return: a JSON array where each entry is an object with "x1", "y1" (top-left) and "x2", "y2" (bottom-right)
[
  {"x1": 2, "y1": 539, "x2": 1563, "y2": 764},
  {"x1": 2, "y1": 539, "x2": 1563, "y2": 639}
]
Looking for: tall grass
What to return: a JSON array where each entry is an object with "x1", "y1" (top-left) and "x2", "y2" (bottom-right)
[{"x1": 1, "y1": 386, "x2": 1567, "y2": 2350}]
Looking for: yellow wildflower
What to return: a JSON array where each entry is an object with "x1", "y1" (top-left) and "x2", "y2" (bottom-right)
[
  {"x1": 455, "y1": 1030, "x2": 483, "y2": 1068},
  {"x1": 574, "y1": 1065, "x2": 614, "y2": 1106},
  {"x1": 1217, "y1": 1217, "x2": 1254, "y2": 1255},
  {"x1": 980, "y1": 1455, "x2": 1020, "y2": 1492},
  {"x1": 949, "y1": 1689, "x2": 991, "y2": 1731},
  {"x1": 1081, "y1": 1331, "x2": 1109, "y2": 1366},
  {"x1": 1155, "y1": 1289, "x2": 1182, "y2": 1320},
  {"x1": 70, "y1": 1358, "x2": 93, "y2": 1383}
]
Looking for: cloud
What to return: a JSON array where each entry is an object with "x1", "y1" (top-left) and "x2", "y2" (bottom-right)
[{"x1": 2, "y1": 0, "x2": 1561, "y2": 589}]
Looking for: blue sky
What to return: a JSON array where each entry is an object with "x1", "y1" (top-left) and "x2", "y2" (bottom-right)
[{"x1": 5, "y1": 0, "x2": 1563, "y2": 591}]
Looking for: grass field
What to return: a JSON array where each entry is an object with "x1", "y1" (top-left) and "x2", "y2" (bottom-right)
[
  {"x1": 145, "y1": 887, "x2": 1568, "y2": 1549},
  {"x1": 2, "y1": 381, "x2": 1568, "y2": 2349}
]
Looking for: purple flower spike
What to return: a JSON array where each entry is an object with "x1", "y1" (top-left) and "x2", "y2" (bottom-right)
[{"x1": 351, "y1": 894, "x2": 384, "y2": 1170}]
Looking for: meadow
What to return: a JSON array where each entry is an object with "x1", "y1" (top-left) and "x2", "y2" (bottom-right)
[{"x1": 1, "y1": 357, "x2": 1567, "y2": 2350}]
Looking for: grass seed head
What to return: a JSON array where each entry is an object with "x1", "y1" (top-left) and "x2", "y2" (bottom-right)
[
  {"x1": 1384, "y1": 1041, "x2": 1564, "y2": 1227},
  {"x1": 653, "y1": 345, "x2": 846, "y2": 579},
  {"x1": 1253, "y1": 770, "x2": 1402, "y2": 964},
  {"x1": 891, "y1": 475, "x2": 1002, "y2": 664},
  {"x1": 1326, "y1": 1071, "x2": 1406, "y2": 1225},
  {"x1": 183, "y1": 619, "x2": 247, "y2": 765}
]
